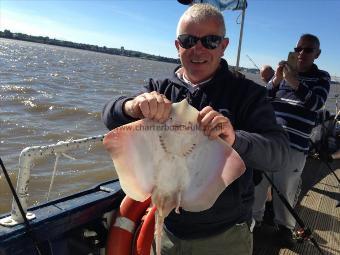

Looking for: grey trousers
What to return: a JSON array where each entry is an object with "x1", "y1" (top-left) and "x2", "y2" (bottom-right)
[
  {"x1": 151, "y1": 223, "x2": 253, "y2": 255},
  {"x1": 252, "y1": 148, "x2": 306, "y2": 229}
]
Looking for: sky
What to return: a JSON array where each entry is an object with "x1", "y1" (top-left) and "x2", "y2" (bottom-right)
[{"x1": 0, "y1": 0, "x2": 339, "y2": 77}]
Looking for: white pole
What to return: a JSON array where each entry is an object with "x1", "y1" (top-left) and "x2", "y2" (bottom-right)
[{"x1": 235, "y1": 6, "x2": 246, "y2": 71}]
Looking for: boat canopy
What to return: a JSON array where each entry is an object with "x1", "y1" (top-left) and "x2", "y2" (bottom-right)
[{"x1": 177, "y1": 0, "x2": 247, "y2": 11}]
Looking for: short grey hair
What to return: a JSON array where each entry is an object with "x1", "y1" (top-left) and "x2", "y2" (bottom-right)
[
  {"x1": 176, "y1": 4, "x2": 226, "y2": 37},
  {"x1": 300, "y1": 33, "x2": 320, "y2": 49}
]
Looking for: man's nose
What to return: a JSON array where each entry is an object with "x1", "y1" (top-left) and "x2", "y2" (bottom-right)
[
  {"x1": 298, "y1": 48, "x2": 308, "y2": 55},
  {"x1": 193, "y1": 40, "x2": 205, "y2": 50}
]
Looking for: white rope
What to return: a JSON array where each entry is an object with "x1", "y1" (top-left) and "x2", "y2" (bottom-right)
[
  {"x1": 46, "y1": 153, "x2": 60, "y2": 201},
  {"x1": 46, "y1": 151, "x2": 76, "y2": 201},
  {"x1": 61, "y1": 153, "x2": 76, "y2": 160}
]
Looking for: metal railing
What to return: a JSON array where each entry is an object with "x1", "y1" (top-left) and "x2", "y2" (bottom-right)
[{"x1": 0, "y1": 134, "x2": 106, "y2": 227}]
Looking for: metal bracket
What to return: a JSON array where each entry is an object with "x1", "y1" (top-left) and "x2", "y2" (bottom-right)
[{"x1": 0, "y1": 212, "x2": 36, "y2": 227}]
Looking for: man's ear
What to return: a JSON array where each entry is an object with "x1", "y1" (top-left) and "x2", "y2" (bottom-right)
[
  {"x1": 175, "y1": 40, "x2": 180, "y2": 51},
  {"x1": 221, "y1": 38, "x2": 229, "y2": 51},
  {"x1": 315, "y1": 49, "x2": 321, "y2": 59},
  {"x1": 220, "y1": 38, "x2": 229, "y2": 57}
]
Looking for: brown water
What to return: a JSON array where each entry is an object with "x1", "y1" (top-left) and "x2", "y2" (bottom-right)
[
  {"x1": 0, "y1": 38, "x2": 338, "y2": 214},
  {"x1": 0, "y1": 38, "x2": 178, "y2": 213}
]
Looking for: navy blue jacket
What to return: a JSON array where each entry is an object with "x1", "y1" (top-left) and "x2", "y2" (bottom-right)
[{"x1": 102, "y1": 59, "x2": 289, "y2": 238}]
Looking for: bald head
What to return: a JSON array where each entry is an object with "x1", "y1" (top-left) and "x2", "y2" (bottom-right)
[{"x1": 260, "y1": 65, "x2": 274, "y2": 83}]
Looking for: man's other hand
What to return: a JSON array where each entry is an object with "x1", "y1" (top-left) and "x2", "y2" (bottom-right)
[{"x1": 198, "y1": 106, "x2": 236, "y2": 146}]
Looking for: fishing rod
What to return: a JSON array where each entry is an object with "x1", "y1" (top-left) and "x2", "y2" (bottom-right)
[
  {"x1": 262, "y1": 172, "x2": 325, "y2": 255},
  {"x1": 245, "y1": 54, "x2": 260, "y2": 71},
  {"x1": 0, "y1": 157, "x2": 45, "y2": 255},
  {"x1": 309, "y1": 134, "x2": 340, "y2": 187},
  {"x1": 309, "y1": 139, "x2": 340, "y2": 208}
]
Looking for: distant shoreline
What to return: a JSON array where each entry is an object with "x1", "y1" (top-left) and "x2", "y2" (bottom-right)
[
  {"x1": 1, "y1": 30, "x2": 339, "y2": 80},
  {"x1": 0, "y1": 29, "x2": 261, "y2": 74},
  {"x1": 0, "y1": 29, "x2": 180, "y2": 64}
]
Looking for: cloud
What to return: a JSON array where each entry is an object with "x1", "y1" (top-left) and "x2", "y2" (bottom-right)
[{"x1": 0, "y1": 9, "x2": 55, "y2": 37}]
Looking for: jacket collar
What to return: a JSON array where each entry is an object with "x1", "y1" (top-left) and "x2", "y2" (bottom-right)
[
  {"x1": 172, "y1": 59, "x2": 230, "y2": 92},
  {"x1": 298, "y1": 63, "x2": 319, "y2": 75}
]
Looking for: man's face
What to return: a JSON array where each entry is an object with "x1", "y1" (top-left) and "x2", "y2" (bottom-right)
[
  {"x1": 260, "y1": 68, "x2": 274, "y2": 83},
  {"x1": 175, "y1": 17, "x2": 228, "y2": 84},
  {"x1": 295, "y1": 38, "x2": 320, "y2": 72}
]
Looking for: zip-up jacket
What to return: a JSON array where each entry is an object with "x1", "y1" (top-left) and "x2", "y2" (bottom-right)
[
  {"x1": 102, "y1": 59, "x2": 290, "y2": 239},
  {"x1": 267, "y1": 64, "x2": 330, "y2": 152}
]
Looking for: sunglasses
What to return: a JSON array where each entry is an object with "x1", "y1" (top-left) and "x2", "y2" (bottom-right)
[
  {"x1": 177, "y1": 34, "x2": 223, "y2": 49},
  {"x1": 294, "y1": 47, "x2": 316, "y2": 53}
]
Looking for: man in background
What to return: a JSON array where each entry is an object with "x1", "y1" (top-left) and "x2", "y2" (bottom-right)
[
  {"x1": 253, "y1": 34, "x2": 330, "y2": 247},
  {"x1": 260, "y1": 65, "x2": 274, "y2": 83}
]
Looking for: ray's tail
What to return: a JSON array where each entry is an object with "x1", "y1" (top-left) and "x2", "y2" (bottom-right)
[{"x1": 155, "y1": 211, "x2": 165, "y2": 255}]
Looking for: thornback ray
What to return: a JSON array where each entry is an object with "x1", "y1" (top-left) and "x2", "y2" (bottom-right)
[{"x1": 103, "y1": 99, "x2": 246, "y2": 255}]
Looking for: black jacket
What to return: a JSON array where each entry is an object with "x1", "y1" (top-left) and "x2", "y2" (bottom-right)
[{"x1": 102, "y1": 59, "x2": 289, "y2": 238}]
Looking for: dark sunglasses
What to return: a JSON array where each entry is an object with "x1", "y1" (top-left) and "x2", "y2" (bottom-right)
[
  {"x1": 294, "y1": 47, "x2": 315, "y2": 53},
  {"x1": 177, "y1": 34, "x2": 223, "y2": 49}
]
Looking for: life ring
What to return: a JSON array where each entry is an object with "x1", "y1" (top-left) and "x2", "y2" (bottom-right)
[
  {"x1": 106, "y1": 196, "x2": 151, "y2": 255},
  {"x1": 132, "y1": 206, "x2": 157, "y2": 255}
]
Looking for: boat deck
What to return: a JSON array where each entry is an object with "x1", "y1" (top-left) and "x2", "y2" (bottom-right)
[{"x1": 253, "y1": 157, "x2": 340, "y2": 255}]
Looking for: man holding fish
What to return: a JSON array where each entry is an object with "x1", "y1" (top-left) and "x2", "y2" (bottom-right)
[{"x1": 103, "y1": 4, "x2": 289, "y2": 255}]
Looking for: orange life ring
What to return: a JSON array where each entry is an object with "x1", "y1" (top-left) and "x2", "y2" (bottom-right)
[
  {"x1": 132, "y1": 206, "x2": 157, "y2": 255},
  {"x1": 106, "y1": 196, "x2": 151, "y2": 255}
]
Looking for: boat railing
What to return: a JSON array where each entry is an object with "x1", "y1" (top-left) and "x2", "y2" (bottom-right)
[{"x1": 0, "y1": 134, "x2": 106, "y2": 227}]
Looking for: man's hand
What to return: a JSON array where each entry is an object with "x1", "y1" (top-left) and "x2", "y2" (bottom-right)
[
  {"x1": 272, "y1": 61, "x2": 285, "y2": 87},
  {"x1": 198, "y1": 106, "x2": 235, "y2": 146},
  {"x1": 123, "y1": 91, "x2": 172, "y2": 122},
  {"x1": 283, "y1": 63, "x2": 299, "y2": 90}
]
